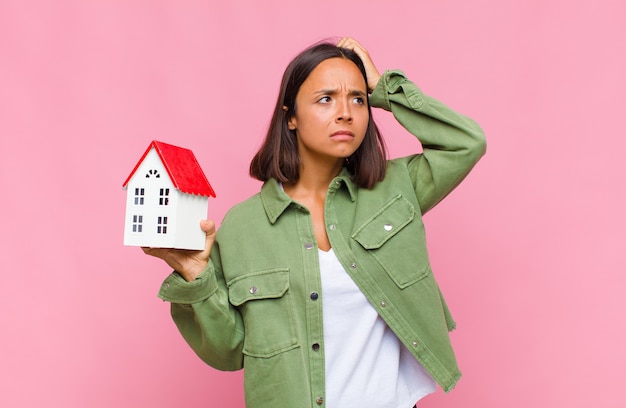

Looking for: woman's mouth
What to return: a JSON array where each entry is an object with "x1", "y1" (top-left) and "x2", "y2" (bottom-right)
[{"x1": 330, "y1": 130, "x2": 355, "y2": 141}]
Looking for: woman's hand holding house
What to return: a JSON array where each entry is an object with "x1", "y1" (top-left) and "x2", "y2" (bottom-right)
[{"x1": 142, "y1": 219, "x2": 216, "y2": 282}]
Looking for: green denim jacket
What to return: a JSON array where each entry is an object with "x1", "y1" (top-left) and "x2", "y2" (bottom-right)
[{"x1": 158, "y1": 70, "x2": 486, "y2": 408}]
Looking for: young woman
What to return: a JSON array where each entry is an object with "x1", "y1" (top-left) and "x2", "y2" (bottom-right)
[{"x1": 144, "y1": 37, "x2": 486, "y2": 408}]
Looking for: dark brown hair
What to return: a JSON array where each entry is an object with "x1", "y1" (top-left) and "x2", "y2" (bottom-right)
[{"x1": 249, "y1": 41, "x2": 387, "y2": 189}]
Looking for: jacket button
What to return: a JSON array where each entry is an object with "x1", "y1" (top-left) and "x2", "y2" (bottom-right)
[
  {"x1": 412, "y1": 341, "x2": 419, "y2": 348},
  {"x1": 380, "y1": 300, "x2": 387, "y2": 308},
  {"x1": 329, "y1": 224, "x2": 336, "y2": 230},
  {"x1": 384, "y1": 223, "x2": 393, "y2": 231},
  {"x1": 312, "y1": 343, "x2": 320, "y2": 351},
  {"x1": 249, "y1": 286, "x2": 258, "y2": 294},
  {"x1": 310, "y1": 292, "x2": 319, "y2": 300},
  {"x1": 316, "y1": 396, "x2": 324, "y2": 405},
  {"x1": 350, "y1": 262, "x2": 357, "y2": 269},
  {"x1": 304, "y1": 242, "x2": 314, "y2": 250}
]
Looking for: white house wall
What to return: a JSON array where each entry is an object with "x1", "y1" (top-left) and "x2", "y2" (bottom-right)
[{"x1": 174, "y1": 193, "x2": 209, "y2": 250}]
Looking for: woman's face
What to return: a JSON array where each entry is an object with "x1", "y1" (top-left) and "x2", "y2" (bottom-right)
[{"x1": 287, "y1": 57, "x2": 369, "y2": 167}]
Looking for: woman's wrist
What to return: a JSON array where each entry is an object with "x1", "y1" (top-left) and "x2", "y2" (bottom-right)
[{"x1": 178, "y1": 260, "x2": 208, "y2": 282}]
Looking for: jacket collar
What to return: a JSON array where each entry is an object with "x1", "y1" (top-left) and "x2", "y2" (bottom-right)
[{"x1": 260, "y1": 168, "x2": 358, "y2": 224}]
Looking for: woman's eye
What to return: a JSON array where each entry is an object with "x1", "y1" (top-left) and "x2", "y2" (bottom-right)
[
  {"x1": 319, "y1": 96, "x2": 331, "y2": 103},
  {"x1": 353, "y1": 97, "x2": 365, "y2": 105}
]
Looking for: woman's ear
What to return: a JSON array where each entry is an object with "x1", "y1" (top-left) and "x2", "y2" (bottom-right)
[{"x1": 284, "y1": 106, "x2": 297, "y2": 130}]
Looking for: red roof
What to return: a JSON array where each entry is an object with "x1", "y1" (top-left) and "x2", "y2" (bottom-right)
[{"x1": 123, "y1": 140, "x2": 216, "y2": 198}]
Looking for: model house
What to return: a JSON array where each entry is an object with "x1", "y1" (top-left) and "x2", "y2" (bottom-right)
[{"x1": 122, "y1": 140, "x2": 216, "y2": 250}]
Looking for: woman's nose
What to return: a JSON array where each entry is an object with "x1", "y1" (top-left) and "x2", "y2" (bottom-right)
[{"x1": 336, "y1": 99, "x2": 353, "y2": 122}]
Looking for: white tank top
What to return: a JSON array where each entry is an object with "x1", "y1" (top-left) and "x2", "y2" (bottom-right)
[{"x1": 318, "y1": 248, "x2": 436, "y2": 408}]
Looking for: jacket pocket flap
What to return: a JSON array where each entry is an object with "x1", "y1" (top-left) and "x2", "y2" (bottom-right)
[
  {"x1": 228, "y1": 268, "x2": 290, "y2": 306},
  {"x1": 352, "y1": 194, "x2": 415, "y2": 249}
]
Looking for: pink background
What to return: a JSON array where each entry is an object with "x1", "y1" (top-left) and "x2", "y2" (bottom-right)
[{"x1": 1, "y1": 1, "x2": 624, "y2": 407}]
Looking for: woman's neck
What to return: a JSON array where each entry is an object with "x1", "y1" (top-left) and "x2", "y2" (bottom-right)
[
  {"x1": 284, "y1": 159, "x2": 343, "y2": 199},
  {"x1": 282, "y1": 158, "x2": 340, "y2": 252}
]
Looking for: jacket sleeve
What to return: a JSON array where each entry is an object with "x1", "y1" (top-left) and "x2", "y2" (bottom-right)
[
  {"x1": 369, "y1": 70, "x2": 487, "y2": 214},
  {"x1": 157, "y1": 241, "x2": 245, "y2": 371}
]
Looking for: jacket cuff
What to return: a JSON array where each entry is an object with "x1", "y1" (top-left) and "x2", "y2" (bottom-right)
[
  {"x1": 369, "y1": 69, "x2": 425, "y2": 112},
  {"x1": 157, "y1": 262, "x2": 218, "y2": 304}
]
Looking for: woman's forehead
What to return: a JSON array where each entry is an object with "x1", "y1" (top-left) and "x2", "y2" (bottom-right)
[{"x1": 301, "y1": 58, "x2": 366, "y2": 92}]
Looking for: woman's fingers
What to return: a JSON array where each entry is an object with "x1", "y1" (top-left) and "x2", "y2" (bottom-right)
[
  {"x1": 141, "y1": 219, "x2": 216, "y2": 282},
  {"x1": 337, "y1": 37, "x2": 381, "y2": 92}
]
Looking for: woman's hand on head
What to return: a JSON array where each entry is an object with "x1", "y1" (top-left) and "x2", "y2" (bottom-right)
[
  {"x1": 337, "y1": 37, "x2": 381, "y2": 93},
  {"x1": 142, "y1": 219, "x2": 216, "y2": 282}
]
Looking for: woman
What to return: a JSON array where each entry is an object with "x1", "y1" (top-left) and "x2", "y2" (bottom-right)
[{"x1": 145, "y1": 37, "x2": 486, "y2": 407}]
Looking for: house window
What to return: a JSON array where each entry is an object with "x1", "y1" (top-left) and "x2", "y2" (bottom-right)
[
  {"x1": 146, "y1": 169, "x2": 161, "y2": 178},
  {"x1": 159, "y1": 188, "x2": 170, "y2": 205},
  {"x1": 157, "y1": 216, "x2": 168, "y2": 234},
  {"x1": 132, "y1": 215, "x2": 143, "y2": 233},
  {"x1": 134, "y1": 188, "x2": 145, "y2": 205}
]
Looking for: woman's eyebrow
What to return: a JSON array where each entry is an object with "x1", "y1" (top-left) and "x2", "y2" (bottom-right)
[{"x1": 314, "y1": 88, "x2": 367, "y2": 97}]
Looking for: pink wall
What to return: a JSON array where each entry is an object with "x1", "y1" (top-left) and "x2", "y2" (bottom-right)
[{"x1": 1, "y1": 1, "x2": 624, "y2": 407}]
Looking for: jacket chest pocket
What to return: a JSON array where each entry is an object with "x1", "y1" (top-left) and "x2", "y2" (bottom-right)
[
  {"x1": 352, "y1": 194, "x2": 431, "y2": 288},
  {"x1": 228, "y1": 268, "x2": 298, "y2": 358}
]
